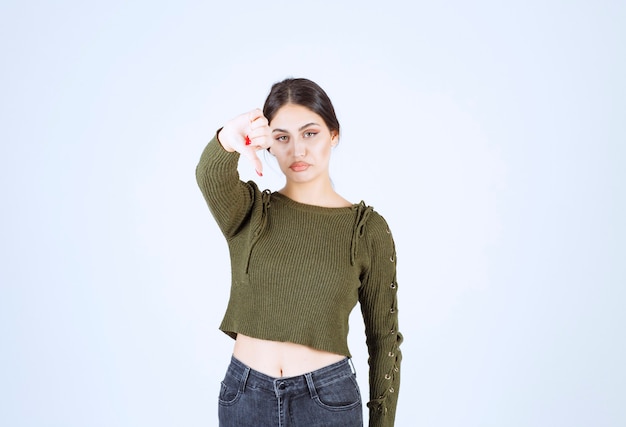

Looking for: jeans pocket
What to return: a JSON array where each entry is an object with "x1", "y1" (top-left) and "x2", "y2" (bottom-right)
[
  {"x1": 313, "y1": 373, "x2": 362, "y2": 411},
  {"x1": 218, "y1": 374, "x2": 242, "y2": 406}
]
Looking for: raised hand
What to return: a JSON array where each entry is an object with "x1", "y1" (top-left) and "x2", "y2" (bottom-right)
[{"x1": 217, "y1": 109, "x2": 272, "y2": 176}]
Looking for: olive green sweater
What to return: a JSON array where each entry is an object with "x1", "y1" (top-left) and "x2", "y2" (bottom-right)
[{"x1": 196, "y1": 135, "x2": 402, "y2": 426}]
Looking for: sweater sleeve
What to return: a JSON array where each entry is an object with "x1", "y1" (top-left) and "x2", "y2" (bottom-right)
[
  {"x1": 359, "y1": 213, "x2": 403, "y2": 427},
  {"x1": 195, "y1": 133, "x2": 257, "y2": 239}
]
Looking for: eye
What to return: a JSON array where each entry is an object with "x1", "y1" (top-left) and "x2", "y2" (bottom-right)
[
  {"x1": 303, "y1": 131, "x2": 318, "y2": 138},
  {"x1": 276, "y1": 135, "x2": 289, "y2": 142}
]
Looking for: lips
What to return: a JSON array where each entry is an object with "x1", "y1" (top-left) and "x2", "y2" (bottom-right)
[{"x1": 289, "y1": 162, "x2": 310, "y2": 172}]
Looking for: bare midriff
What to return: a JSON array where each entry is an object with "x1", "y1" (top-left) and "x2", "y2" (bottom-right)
[{"x1": 233, "y1": 333, "x2": 346, "y2": 378}]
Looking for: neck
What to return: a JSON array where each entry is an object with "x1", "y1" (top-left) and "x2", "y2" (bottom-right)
[{"x1": 280, "y1": 178, "x2": 341, "y2": 207}]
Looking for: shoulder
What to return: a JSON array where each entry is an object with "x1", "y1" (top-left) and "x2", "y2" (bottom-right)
[
  {"x1": 361, "y1": 204, "x2": 393, "y2": 233},
  {"x1": 368, "y1": 209, "x2": 392, "y2": 230},
  {"x1": 359, "y1": 206, "x2": 398, "y2": 275},
  {"x1": 361, "y1": 205, "x2": 396, "y2": 247}
]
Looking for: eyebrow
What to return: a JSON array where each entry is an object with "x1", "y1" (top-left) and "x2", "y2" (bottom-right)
[{"x1": 272, "y1": 122, "x2": 321, "y2": 133}]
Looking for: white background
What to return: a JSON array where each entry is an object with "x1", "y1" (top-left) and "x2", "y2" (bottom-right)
[{"x1": 1, "y1": 1, "x2": 624, "y2": 426}]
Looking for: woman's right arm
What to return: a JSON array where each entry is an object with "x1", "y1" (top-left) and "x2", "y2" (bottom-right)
[{"x1": 195, "y1": 109, "x2": 272, "y2": 238}]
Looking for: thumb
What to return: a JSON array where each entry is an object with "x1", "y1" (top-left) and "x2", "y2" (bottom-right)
[{"x1": 241, "y1": 147, "x2": 264, "y2": 177}]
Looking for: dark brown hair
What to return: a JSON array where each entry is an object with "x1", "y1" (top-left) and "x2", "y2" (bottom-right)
[{"x1": 263, "y1": 78, "x2": 340, "y2": 135}]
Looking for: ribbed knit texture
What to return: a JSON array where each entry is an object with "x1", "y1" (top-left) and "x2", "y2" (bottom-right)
[{"x1": 196, "y1": 135, "x2": 402, "y2": 427}]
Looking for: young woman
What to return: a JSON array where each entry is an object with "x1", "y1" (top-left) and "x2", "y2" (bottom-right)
[{"x1": 196, "y1": 78, "x2": 402, "y2": 427}]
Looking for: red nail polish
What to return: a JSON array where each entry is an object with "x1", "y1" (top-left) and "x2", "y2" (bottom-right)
[
  {"x1": 245, "y1": 135, "x2": 251, "y2": 145},
  {"x1": 256, "y1": 170, "x2": 263, "y2": 177}
]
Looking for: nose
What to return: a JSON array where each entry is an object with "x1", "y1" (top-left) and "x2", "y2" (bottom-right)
[{"x1": 293, "y1": 138, "x2": 306, "y2": 157}]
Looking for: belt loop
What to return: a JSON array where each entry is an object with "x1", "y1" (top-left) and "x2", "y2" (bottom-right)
[
  {"x1": 239, "y1": 367, "x2": 250, "y2": 394},
  {"x1": 348, "y1": 357, "x2": 357, "y2": 376},
  {"x1": 304, "y1": 373, "x2": 318, "y2": 399}
]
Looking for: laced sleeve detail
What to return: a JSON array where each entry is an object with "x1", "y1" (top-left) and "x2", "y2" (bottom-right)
[{"x1": 359, "y1": 212, "x2": 402, "y2": 427}]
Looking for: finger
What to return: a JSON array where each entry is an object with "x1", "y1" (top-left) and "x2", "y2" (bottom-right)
[
  {"x1": 249, "y1": 114, "x2": 269, "y2": 130},
  {"x1": 245, "y1": 133, "x2": 268, "y2": 148},
  {"x1": 247, "y1": 108, "x2": 264, "y2": 124},
  {"x1": 245, "y1": 110, "x2": 267, "y2": 147},
  {"x1": 249, "y1": 137, "x2": 271, "y2": 151},
  {"x1": 247, "y1": 127, "x2": 272, "y2": 149}
]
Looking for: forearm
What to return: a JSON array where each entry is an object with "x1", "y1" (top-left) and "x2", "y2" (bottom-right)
[{"x1": 195, "y1": 134, "x2": 253, "y2": 238}]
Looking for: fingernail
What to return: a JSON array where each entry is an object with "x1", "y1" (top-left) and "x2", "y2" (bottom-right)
[
  {"x1": 245, "y1": 135, "x2": 251, "y2": 145},
  {"x1": 256, "y1": 170, "x2": 263, "y2": 177}
]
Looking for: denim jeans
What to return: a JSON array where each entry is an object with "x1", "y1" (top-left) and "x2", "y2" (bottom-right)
[{"x1": 218, "y1": 356, "x2": 363, "y2": 427}]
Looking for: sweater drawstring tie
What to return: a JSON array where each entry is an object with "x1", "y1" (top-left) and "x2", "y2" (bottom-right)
[
  {"x1": 351, "y1": 201, "x2": 373, "y2": 266},
  {"x1": 245, "y1": 189, "x2": 272, "y2": 274}
]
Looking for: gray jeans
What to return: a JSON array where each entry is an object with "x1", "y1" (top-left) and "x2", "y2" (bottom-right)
[{"x1": 218, "y1": 356, "x2": 363, "y2": 427}]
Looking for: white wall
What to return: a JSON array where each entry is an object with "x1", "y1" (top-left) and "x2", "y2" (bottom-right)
[{"x1": 1, "y1": 1, "x2": 624, "y2": 426}]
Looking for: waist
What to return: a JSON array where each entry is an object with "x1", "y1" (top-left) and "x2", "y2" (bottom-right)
[
  {"x1": 225, "y1": 355, "x2": 355, "y2": 395},
  {"x1": 233, "y1": 333, "x2": 346, "y2": 377}
]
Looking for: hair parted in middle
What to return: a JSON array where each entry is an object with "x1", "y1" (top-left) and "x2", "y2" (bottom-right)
[{"x1": 263, "y1": 78, "x2": 340, "y2": 136}]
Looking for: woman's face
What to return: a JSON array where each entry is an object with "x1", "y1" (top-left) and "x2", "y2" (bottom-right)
[{"x1": 269, "y1": 103, "x2": 338, "y2": 184}]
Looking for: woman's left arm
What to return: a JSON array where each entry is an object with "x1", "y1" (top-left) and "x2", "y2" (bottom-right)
[{"x1": 359, "y1": 213, "x2": 403, "y2": 427}]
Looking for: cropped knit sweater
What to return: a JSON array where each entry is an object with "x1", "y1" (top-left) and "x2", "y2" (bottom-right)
[{"x1": 196, "y1": 135, "x2": 402, "y2": 427}]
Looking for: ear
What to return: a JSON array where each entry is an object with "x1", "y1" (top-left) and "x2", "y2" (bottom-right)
[{"x1": 330, "y1": 130, "x2": 339, "y2": 147}]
